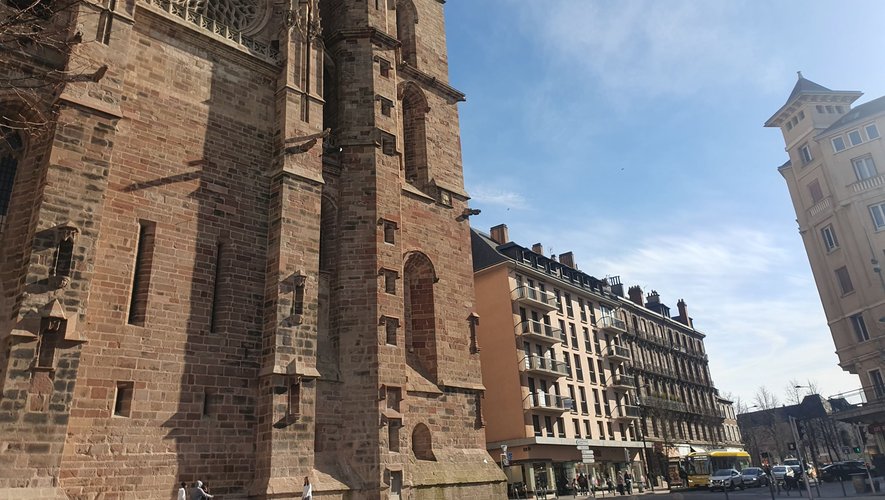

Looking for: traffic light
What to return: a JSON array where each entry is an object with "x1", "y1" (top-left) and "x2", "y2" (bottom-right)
[
  {"x1": 796, "y1": 421, "x2": 806, "y2": 440},
  {"x1": 854, "y1": 446, "x2": 862, "y2": 453}
]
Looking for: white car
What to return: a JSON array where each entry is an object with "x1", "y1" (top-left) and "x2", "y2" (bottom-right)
[
  {"x1": 772, "y1": 465, "x2": 795, "y2": 482},
  {"x1": 710, "y1": 469, "x2": 744, "y2": 490}
]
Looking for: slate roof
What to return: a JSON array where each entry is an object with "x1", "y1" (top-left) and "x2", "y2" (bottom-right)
[
  {"x1": 786, "y1": 76, "x2": 833, "y2": 103},
  {"x1": 819, "y1": 95, "x2": 885, "y2": 137},
  {"x1": 470, "y1": 228, "x2": 508, "y2": 272}
]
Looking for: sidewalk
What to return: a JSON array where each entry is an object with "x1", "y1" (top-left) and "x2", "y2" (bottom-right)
[{"x1": 515, "y1": 484, "x2": 672, "y2": 500}]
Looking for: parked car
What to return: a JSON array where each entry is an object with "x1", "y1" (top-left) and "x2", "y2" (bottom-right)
[
  {"x1": 741, "y1": 467, "x2": 770, "y2": 487},
  {"x1": 771, "y1": 465, "x2": 795, "y2": 482},
  {"x1": 819, "y1": 462, "x2": 868, "y2": 482},
  {"x1": 710, "y1": 469, "x2": 744, "y2": 490}
]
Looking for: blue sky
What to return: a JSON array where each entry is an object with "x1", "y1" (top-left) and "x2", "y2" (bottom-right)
[{"x1": 445, "y1": 0, "x2": 885, "y2": 406}]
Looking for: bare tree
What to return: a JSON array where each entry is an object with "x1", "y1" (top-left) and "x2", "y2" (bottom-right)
[
  {"x1": 786, "y1": 379, "x2": 803, "y2": 405},
  {"x1": 0, "y1": 0, "x2": 107, "y2": 136},
  {"x1": 754, "y1": 386, "x2": 780, "y2": 410}
]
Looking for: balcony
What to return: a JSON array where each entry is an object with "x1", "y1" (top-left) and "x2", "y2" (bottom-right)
[
  {"x1": 610, "y1": 374, "x2": 636, "y2": 390},
  {"x1": 522, "y1": 355, "x2": 569, "y2": 378},
  {"x1": 525, "y1": 391, "x2": 572, "y2": 413},
  {"x1": 616, "y1": 405, "x2": 641, "y2": 420},
  {"x1": 851, "y1": 173, "x2": 885, "y2": 194},
  {"x1": 606, "y1": 344, "x2": 631, "y2": 363},
  {"x1": 642, "y1": 395, "x2": 687, "y2": 413},
  {"x1": 512, "y1": 286, "x2": 557, "y2": 311},
  {"x1": 516, "y1": 320, "x2": 565, "y2": 344},
  {"x1": 597, "y1": 315, "x2": 627, "y2": 334}
]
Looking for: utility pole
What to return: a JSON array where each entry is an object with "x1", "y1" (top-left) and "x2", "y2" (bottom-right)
[{"x1": 789, "y1": 416, "x2": 814, "y2": 499}]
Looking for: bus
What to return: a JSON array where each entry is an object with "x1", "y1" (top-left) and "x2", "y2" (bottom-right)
[{"x1": 685, "y1": 451, "x2": 751, "y2": 488}]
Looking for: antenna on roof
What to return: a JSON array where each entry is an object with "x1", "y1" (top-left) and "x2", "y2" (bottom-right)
[{"x1": 797, "y1": 71, "x2": 804, "y2": 80}]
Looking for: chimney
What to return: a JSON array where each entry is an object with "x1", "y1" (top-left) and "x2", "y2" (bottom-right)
[
  {"x1": 677, "y1": 299, "x2": 693, "y2": 327},
  {"x1": 646, "y1": 290, "x2": 660, "y2": 305},
  {"x1": 489, "y1": 224, "x2": 509, "y2": 245},
  {"x1": 532, "y1": 243, "x2": 544, "y2": 255},
  {"x1": 627, "y1": 286, "x2": 643, "y2": 306},
  {"x1": 559, "y1": 251, "x2": 576, "y2": 269}
]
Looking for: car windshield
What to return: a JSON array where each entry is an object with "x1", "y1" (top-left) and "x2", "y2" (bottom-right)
[
  {"x1": 773, "y1": 466, "x2": 786, "y2": 472},
  {"x1": 713, "y1": 469, "x2": 733, "y2": 476},
  {"x1": 743, "y1": 468, "x2": 761, "y2": 474}
]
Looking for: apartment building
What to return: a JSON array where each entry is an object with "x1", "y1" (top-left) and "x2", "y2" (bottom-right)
[
  {"x1": 471, "y1": 225, "x2": 741, "y2": 494},
  {"x1": 766, "y1": 74, "x2": 885, "y2": 455}
]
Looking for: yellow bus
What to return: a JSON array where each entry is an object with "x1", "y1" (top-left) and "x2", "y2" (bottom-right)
[{"x1": 686, "y1": 451, "x2": 751, "y2": 488}]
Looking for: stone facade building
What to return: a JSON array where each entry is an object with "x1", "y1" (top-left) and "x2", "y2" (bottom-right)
[
  {"x1": 766, "y1": 75, "x2": 885, "y2": 456},
  {"x1": 471, "y1": 225, "x2": 741, "y2": 495},
  {"x1": 0, "y1": 0, "x2": 504, "y2": 498}
]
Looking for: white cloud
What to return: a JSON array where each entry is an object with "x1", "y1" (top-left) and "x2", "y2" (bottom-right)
[
  {"x1": 469, "y1": 184, "x2": 528, "y2": 209},
  {"x1": 559, "y1": 225, "x2": 862, "y2": 403},
  {"x1": 517, "y1": 0, "x2": 784, "y2": 98}
]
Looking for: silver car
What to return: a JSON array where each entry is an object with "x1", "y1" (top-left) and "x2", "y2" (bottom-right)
[{"x1": 710, "y1": 469, "x2": 744, "y2": 490}]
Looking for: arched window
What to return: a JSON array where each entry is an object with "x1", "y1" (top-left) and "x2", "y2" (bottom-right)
[
  {"x1": 411, "y1": 423, "x2": 435, "y2": 461},
  {"x1": 396, "y1": 0, "x2": 418, "y2": 67},
  {"x1": 403, "y1": 252, "x2": 436, "y2": 380},
  {"x1": 0, "y1": 126, "x2": 24, "y2": 235},
  {"x1": 401, "y1": 84, "x2": 428, "y2": 188}
]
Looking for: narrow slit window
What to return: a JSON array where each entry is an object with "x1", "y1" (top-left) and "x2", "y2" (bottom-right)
[
  {"x1": 388, "y1": 420, "x2": 401, "y2": 452},
  {"x1": 383, "y1": 221, "x2": 396, "y2": 244},
  {"x1": 289, "y1": 380, "x2": 301, "y2": 416},
  {"x1": 114, "y1": 381, "x2": 134, "y2": 417},
  {"x1": 383, "y1": 269, "x2": 397, "y2": 294},
  {"x1": 202, "y1": 390, "x2": 213, "y2": 416},
  {"x1": 128, "y1": 220, "x2": 156, "y2": 326},
  {"x1": 292, "y1": 275, "x2": 306, "y2": 316},
  {"x1": 210, "y1": 242, "x2": 224, "y2": 332},
  {"x1": 385, "y1": 317, "x2": 399, "y2": 346}
]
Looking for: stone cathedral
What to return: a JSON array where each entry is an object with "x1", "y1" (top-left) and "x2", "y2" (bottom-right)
[{"x1": 0, "y1": 0, "x2": 506, "y2": 498}]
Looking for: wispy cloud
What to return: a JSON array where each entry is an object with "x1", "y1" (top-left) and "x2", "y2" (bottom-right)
[
  {"x1": 554, "y1": 224, "x2": 858, "y2": 402},
  {"x1": 517, "y1": 0, "x2": 784, "y2": 98},
  {"x1": 469, "y1": 184, "x2": 528, "y2": 209}
]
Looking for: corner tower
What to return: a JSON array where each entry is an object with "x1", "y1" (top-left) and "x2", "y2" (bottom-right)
[{"x1": 315, "y1": 0, "x2": 505, "y2": 498}]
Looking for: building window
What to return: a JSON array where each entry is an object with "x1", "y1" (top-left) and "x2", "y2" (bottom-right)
[
  {"x1": 554, "y1": 290, "x2": 563, "y2": 313},
  {"x1": 114, "y1": 381, "x2": 134, "y2": 417},
  {"x1": 544, "y1": 416, "x2": 554, "y2": 437},
  {"x1": 573, "y1": 419, "x2": 581, "y2": 437},
  {"x1": 569, "y1": 324, "x2": 578, "y2": 349},
  {"x1": 808, "y1": 179, "x2": 823, "y2": 204},
  {"x1": 564, "y1": 293, "x2": 573, "y2": 317},
  {"x1": 850, "y1": 314, "x2": 870, "y2": 342},
  {"x1": 866, "y1": 123, "x2": 880, "y2": 140},
  {"x1": 579, "y1": 387, "x2": 589, "y2": 414},
  {"x1": 128, "y1": 220, "x2": 156, "y2": 326},
  {"x1": 848, "y1": 129, "x2": 863, "y2": 147},
  {"x1": 821, "y1": 225, "x2": 839, "y2": 252},
  {"x1": 557, "y1": 417, "x2": 566, "y2": 438},
  {"x1": 800, "y1": 144, "x2": 813, "y2": 164},
  {"x1": 870, "y1": 370, "x2": 885, "y2": 399},
  {"x1": 835, "y1": 267, "x2": 854, "y2": 295},
  {"x1": 870, "y1": 202, "x2": 885, "y2": 230},
  {"x1": 574, "y1": 354, "x2": 583, "y2": 381},
  {"x1": 563, "y1": 354, "x2": 572, "y2": 378},
  {"x1": 852, "y1": 156, "x2": 878, "y2": 181},
  {"x1": 532, "y1": 415, "x2": 542, "y2": 436},
  {"x1": 832, "y1": 136, "x2": 846, "y2": 153}
]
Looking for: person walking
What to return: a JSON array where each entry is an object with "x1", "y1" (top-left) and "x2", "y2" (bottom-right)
[
  {"x1": 624, "y1": 471, "x2": 632, "y2": 494},
  {"x1": 616, "y1": 472, "x2": 625, "y2": 495},
  {"x1": 192, "y1": 480, "x2": 213, "y2": 500},
  {"x1": 302, "y1": 476, "x2": 312, "y2": 500},
  {"x1": 177, "y1": 482, "x2": 188, "y2": 500}
]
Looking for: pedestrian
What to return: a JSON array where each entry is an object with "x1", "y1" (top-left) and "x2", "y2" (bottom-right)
[
  {"x1": 578, "y1": 473, "x2": 589, "y2": 495},
  {"x1": 178, "y1": 482, "x2": 188, "y2": 500},
  {"x1": 571, "y1": 476, "x2": 579, "y2": 495},
  {"x1": 624, "y1": 471, "x2": 632, "y2": 494},
  {"x1": 616, "y1": 472, "x2": 625, "y2": 495},
  {"x1": 303, "y1": 476, "x2": 312, "y2": 500},
  {"x1": 192, "y1": 481, "x2": 212, "y2": 500},
  {"x1": 606, "y1": 476, "x2": 614, "y2": 494}
]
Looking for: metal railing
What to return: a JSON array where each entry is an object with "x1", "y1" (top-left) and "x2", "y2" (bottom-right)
[
  {"x1": 597, "y1": 315, "x2": 627, "y2": 332},
  {"x1": 607, "y1": 344, "x2": 631, "y2": 360},
  {"x1": 610, "y1": 374, "x2": 636, "y2": 389},
  {"x1": 617, "y1": 405, "x2": 641, "y2": 419},
  {"x1": 526, "y1": 392, "x2": 571, "y2": 412},
  {"x1": 516, "y1": 320, "x2": 565, "y2": 343},
  {"x1": 522, "y1": 355, "x2": 569, "y2": 377},
  {"x1": 512, "y1": 286, "x2": 557, "y2": 308}
]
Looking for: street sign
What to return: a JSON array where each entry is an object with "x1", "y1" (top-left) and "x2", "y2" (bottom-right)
[
  {"x1": 788, "y1": 442, "x2": 796, "y2": 451},
  {"x1": 582, "y1": 458, "x2": 595, "y2": 464},
  {"x1": 575, "y1": 439, "x2": 590, "y2": 446},
  {"x1": 581, "y1": 451, "x2": 594, "y2": 456},
  {"x1": 577, "y1": 445, "x2": 590, "y2": 450}
]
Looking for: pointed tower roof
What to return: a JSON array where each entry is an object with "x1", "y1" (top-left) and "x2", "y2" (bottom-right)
[
  {"x1": 786, "y1": 72, "x2": 832, "y2": 102},
  {"x1": 764, "y1": 72, "x2": 862, "y2": 127}
]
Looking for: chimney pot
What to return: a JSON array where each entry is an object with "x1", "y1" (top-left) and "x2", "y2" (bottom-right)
[
  {"x1": 627, "y1": 286, "x2": 643, "y2": 306},
  {"x1": 531, "y1": 243, "x2": 544, "y2": 255},
  {"x1": 489, "y1": 224, "x2": 509, "y2": 245}
]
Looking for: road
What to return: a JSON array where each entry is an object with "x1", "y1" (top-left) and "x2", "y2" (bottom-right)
[{"x1": 548, "y1": 480, "x2": 885, "y2": 500}]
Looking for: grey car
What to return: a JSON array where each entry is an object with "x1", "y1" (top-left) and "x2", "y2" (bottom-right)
[
  {"x1": 741, "y1": 467, "x2": 770, "y2": 487},
  {"x1": 710, "y1": 469, "x2": 744, "y2": 490}
]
